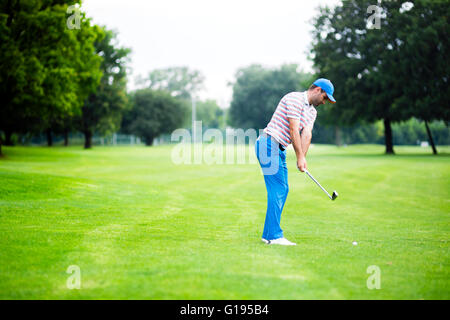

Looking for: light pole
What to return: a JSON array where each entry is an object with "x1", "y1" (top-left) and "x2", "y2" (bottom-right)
[{"x1": 192, "y1": 95, "x2": 196, "y2": 143}]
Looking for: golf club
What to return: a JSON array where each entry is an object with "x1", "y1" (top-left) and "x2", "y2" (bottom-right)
[{"x1": 304, "y1": 170, "x2": 338, "y2": 201}]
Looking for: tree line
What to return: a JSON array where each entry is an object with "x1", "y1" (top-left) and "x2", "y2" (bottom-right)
[
  {"x1": 309, "y1": 0, "x2": 449, "y2": 154},
  {"x1": 0, "y1": 0, "x2": 130, "y2": 153},
  {"x1": 229, "y1": 0, "x2": 449, "y2": 154},
  {"x1": 0, "y1": 1, "x2": 224, "y2": 155},
  {"x1": 228, "y1": 63, "x2": 449, "y2": 151},
  {"x1": 1, "y1": 0, "x2": 448, "y2": 156}
]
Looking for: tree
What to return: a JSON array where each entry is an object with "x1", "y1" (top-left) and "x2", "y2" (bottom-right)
[
  {"x1": 229, "y1": 64, "x2": 312, "y2": 130},
  {"x1": 123, "y1": 89, "x2": 187, "y2": 146},
  {"x1": 311, "y1": 0, "x2": 450, "y2": 154},
  {"x1": 42, "y1": 12, "x2": 104, "y2": 147},
  {"x1": 311, "y1": 1, "x2": 390, "y2": 153},
  {"x1": 392, "y1": 0, "x2": 450, "y2": 154},
  {"x1": 0, "y1": 1, "x2": 103, "y2": 151},
  {"x1": 194, "y1": 99, "x2": 224, "y2": 129},
  {"x1": 77, "y1": 28, "x2": 131, "y2": 149}
]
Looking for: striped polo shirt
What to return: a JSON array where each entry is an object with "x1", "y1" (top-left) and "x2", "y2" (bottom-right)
[{"x1": 264, "y1": 91, "x2": 317, "y2": 148}]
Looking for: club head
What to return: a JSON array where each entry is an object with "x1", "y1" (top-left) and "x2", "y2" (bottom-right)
[{"x1": 331, "y1": 191, "x2": 338, "y2": 201}]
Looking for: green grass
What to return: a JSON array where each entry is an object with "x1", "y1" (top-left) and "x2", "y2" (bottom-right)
[{"x1": 0, "y1": 144, "x2": 449, "y2": 299}]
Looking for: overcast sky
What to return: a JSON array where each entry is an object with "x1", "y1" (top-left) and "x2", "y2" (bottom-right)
[{"x1": 83, "y1": 0, "x2": 340, "y2": 107}]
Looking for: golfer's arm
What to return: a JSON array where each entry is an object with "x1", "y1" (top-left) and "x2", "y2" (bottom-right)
[
  {"x1": 300, "y1": 127, "x2": 313, "y2": 157},
  {"x1": 289, "y1": 118, "x2": 304, "y2": 160}
]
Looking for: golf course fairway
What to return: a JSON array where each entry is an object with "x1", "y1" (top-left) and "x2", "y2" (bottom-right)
[{"x1": 0, "y1": 144, "x2": 448, "y2": 299}]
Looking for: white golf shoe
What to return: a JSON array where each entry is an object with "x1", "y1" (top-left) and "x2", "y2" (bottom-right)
[{"x1": 262, "y1": 237, "x2": 296, "y2": 246}]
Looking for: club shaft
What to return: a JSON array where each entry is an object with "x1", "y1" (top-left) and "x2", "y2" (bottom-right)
[{"x1": 305, "y1": 170, "x2": 332, "y2": 199}]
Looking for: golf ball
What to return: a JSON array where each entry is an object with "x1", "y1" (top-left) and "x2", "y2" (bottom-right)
[{"x1": 352, "y1": 241, "x2": 358, "y2": 246}]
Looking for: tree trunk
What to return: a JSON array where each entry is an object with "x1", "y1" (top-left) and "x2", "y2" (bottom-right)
[
  {"x1": 4, "y1": 130, "x2": 13, "y2": 146},
  {"x1": 383, "y1": 118, "x2": 394, "y2": 154},
  {"x1": 145, "y1": 136, "x2": 154, "y2": 146},
  {"x1": 424, "y1": 121, "x2": 437, "y2": 155},
  {"x1": 63, "y1": 128, "x2": 69, "y2": 147},
  {"x1": 46, "y1": 129, "x2": 53, "y2": 147},
  {"x1": 84, "y1": 130, "x2": 93, "y2": 149},
  {"x1": 6, "y1": 0, "x2": 14, "y2": 27},
  {"x1": 335, "y1": 126, "x2": 342, "y2": 146}
]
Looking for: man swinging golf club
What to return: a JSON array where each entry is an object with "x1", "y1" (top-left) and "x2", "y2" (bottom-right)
[{"x1": 255, "y1": 78, "x2": 336, "y2": 246}]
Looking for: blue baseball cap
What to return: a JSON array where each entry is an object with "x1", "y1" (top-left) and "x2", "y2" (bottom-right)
[{"x1": 313, "y1": 78, "x2": 336, "y2": 103}]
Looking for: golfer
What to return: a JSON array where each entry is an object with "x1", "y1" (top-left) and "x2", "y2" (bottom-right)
[{"x1": 255, "y1": 78, "x2": 336, "y2": 245}]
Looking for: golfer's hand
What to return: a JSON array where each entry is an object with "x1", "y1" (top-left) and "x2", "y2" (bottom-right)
[{"x1": 297, "y1": 157, "x2": 307, "y2": 172}]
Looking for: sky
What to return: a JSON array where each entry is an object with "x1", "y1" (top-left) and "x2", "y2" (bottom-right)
[{"x1": 82, "y1": 0, "x2": 340, "y2": 108}]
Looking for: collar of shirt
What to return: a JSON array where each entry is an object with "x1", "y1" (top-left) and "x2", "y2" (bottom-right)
[
  {"x1": 302, "y1": 91, "x2": 318, "y2": 118},
  {"x1": 303, "y1": 91, "x2": 312, "y2": 108}
]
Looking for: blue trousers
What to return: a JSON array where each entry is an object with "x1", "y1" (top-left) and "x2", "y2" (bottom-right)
[{"x1": 255, "y1": 135, "x2": 289, "y2": 240}]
